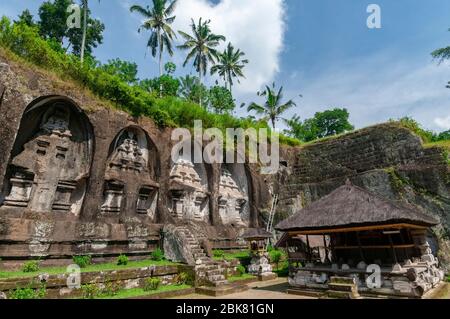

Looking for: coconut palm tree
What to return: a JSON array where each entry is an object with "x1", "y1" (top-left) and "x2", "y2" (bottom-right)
[
  {"x1": 211, "y1": 42, "x2": 248, "y2": 93},
  {"x1": 247, "y1": 83, "x2": 297, "y2": 129},
  {"x1": 178, "y1": 18, "x2": 225, "y2": 106},
  {"x1": 130, "y1": 0, "x2": 178, "y2": 77}
]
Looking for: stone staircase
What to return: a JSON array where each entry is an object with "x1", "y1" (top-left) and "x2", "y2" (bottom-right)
[{"x1": 176, "y1": 225, "x2": 228, "y2": 287}]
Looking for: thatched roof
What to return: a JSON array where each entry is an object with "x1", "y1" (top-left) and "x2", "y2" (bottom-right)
[
  {"x1": 241, "y1": 228, "x2": 273, "y2": 240},
  {"x1": 275, "y1": 180, "x2": 439, "y2": 232}
]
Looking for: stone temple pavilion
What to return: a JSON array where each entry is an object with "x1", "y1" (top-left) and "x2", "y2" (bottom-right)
[{"x1": 275, "y1": 180, "x2": 445, "y2": 298}]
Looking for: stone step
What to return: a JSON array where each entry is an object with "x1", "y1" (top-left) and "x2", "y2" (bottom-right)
[
  {"x1": 196, "y1": 260, "x2": 214, "y2": 267},
  {"x1": 208, "y1": 274, "x2": 226, "y2": 282},
  {"x1": 210, "y1": 280, "x2": 228, "y2": 287},
  {"x1": 206, "y1": 269, "x2": 222, "y2": 276},
  {"x1": 200, "y1": 259, "x2": 212, "y2": 264},
  {"x1": 196, "y1": 283, "x2": 248, "y2": 297},
  {"x1": 196, "y1": 264, "x2": 217, "y2": 271}
]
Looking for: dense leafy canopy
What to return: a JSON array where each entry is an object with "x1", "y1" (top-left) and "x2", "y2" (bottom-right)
[
  {"x1": 0, "y1": 17, "x2": 300, "y2": 146},
  {"x1": 139, "y1": 75, "x2": 180, "y2": 97},
  {"x1": 38, "y1": 0, "x2": 104, "y2": 56},
  {"x1": 208, "y1": 86, "x2": 235, "y2": 114},
  {"x1": 284, "y1": 108, "x2": 354, "y2": 142},
  {"x1": 100, "y1": 58, "x2": 139, "y2": 85},
  {"x1": 3, "y1": 1, "x2": 445, "y2": 148},
  {"x1": 15, "y1": 10, "x2": 35, "y2": 27}
]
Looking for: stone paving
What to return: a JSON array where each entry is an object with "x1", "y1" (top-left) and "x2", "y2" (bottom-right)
[{"x1": 172, "y1": 278, "x2": 315, "y2": 299}]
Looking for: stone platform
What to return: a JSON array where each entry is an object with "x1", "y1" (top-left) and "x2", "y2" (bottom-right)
[
  {"x1": 195, "y1": 283, "x2": 250, "y2": 297},
  {"x1": 258, "y1": 273, "x2": 278, "y2": 281}
]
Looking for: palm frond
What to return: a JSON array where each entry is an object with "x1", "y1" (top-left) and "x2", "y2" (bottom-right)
[{"x1": 130, "y1": 5, "x2": 151, "y2": 17}]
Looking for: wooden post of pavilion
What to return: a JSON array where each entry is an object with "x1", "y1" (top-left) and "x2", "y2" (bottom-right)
[
  {"x1": 356, "y1": 232, "x2": 365, "y2": 262},
  {"x1": 388, "y1": 233, "x2": 398, "y2": 264},
  {"x1": 306, "y1": 235, "x2": 311, "y2": 262},
  {"x1": 323, "y1": 235, "x2": 330, "y2": 263}
]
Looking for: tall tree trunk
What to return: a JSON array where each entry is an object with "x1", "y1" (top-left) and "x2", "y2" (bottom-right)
[
  {"x1": 158, "y1": 30, "x2": 163, "y2": 98},
  {"x1": 199, "y1": 67, "x2": 203, "y2": 109},
  {"x1": 80, "y1": 0, "x2": 88, "y2": 63},
  {"x1": 271, "y1": 117, "x2": 276, "y2": 130}
]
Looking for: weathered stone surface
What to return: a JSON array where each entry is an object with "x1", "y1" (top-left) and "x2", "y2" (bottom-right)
[
  {"x1": 0, "y1": 49, "x2": 448, "y2": 270},
  {"x1": 0, "y1": 51, "x2": 270, "y2": 261},
  {"x1": 248, "y1": 252, "x2": 273, "y2": 276},
  {"x1": 169, "y1": 159, "x2": 210, "y2": 223},
  {"x1": 163, "y1": 224, "x2": 195, "y2": 265},
  {"x1": 274, "y1": 124, "x2": 450, "y2": 268}
]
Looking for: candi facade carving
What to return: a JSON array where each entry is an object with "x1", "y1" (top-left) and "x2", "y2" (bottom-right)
[
  {"x1": 169, "y1": 158, "x2": 210, "y2": 222},
  {"x1": 1, "y1": 100, "x2": 93, "y2": 216},
  {"x1": 218, "y1": 169, "x2": 248, "y2": 226},
  {"x1": 102, "y1": 127, "x2": 159, "y2": 220}
]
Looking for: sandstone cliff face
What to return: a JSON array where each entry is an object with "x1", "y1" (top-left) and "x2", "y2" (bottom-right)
[
  {"x1": 0, "y1": 52, "x2": 448, "y2": 268},
  {"x1": 0, "y1": 54, "x2": 270, "y2": 261},
  {"x1": 274, "y1": 124, "x2": 450, "y2": 268}
]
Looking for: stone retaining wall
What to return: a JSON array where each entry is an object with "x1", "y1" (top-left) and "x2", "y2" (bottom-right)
[{"x1": 0, "y1": 264, "x2": 191, "y2": 299}]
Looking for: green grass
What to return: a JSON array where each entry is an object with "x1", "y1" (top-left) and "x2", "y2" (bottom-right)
[
  {"x1": 96, "y1": 284, "x2": 191, "y2": 299},
  {"x1": 227, "y1": 274, "x2": 256, "y2": 283},
  {"x1": 0, "y1": 259, "x2": 178, "y2": 279},
  {"x1": 212, "y1": 250, "x2": 250, "y2": 261}
]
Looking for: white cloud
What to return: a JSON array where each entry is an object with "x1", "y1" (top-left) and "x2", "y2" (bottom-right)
[
  {"x1": 435, "y1": 116, "x2": 450, "y2": 130},
  {"x1": 170, "y1": 0, "x2": 286, "y2": 93},
  {"x1": 282, "y1": 52, "x2": 450, "y2": 132}
]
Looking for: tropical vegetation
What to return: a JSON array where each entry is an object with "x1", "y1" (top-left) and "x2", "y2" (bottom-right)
[
  {"x1": 247, "y1": 83, "x2": 298, "y2": 129},
  {"x1": 130, "y1": 0, "x2": 178, "y2": 78},
  {"x1": 1, "y1": 0, "x2": 448, "y2": 150}
]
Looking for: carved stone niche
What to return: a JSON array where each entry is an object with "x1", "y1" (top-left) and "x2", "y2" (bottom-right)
[
  {"x1": 169, "y1": 158, "x2": 210, "y2": 223},
  {"x1": 2, "y1": 171, "x2": 34, "y2": 207},
  {"x1": 0, "y1": 97, "x2": 94, "y2": 216},
  {"x1": 101, "y1": 127, "x2": 159, "y2": 219},
  {"x1": 218, "y1": 168, "x2": 248, "y2": 227},
  {"x1": 101, "y1": 181, "x2": 124, "y2": 214},
  {"x1": 136, "y1": 186, "x2": 158, "y2": 219}
]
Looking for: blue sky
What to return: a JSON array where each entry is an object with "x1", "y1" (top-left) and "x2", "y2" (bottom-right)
[{"x1": 1, "y1": 0, "x2": 450, "y2": 132}]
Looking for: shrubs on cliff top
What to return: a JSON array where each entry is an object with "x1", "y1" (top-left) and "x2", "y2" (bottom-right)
[
  {"x1": 393, "y1": 117, "x2": 450, "y2": 144},
  {"x1": 0, "y1": 17, "x2": 300, "y2": 146}
]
